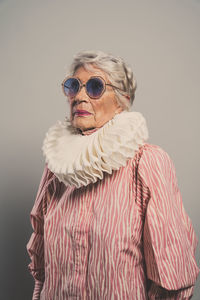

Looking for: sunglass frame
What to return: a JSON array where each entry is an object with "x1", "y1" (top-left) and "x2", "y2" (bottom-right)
[{"x1": 61, "y1": 76, "x2": 125, "y2": 99}]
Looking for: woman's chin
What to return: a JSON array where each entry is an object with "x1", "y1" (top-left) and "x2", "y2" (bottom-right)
[{"x1": 72, "y1": 116, "x2": 95, "y2": 131}]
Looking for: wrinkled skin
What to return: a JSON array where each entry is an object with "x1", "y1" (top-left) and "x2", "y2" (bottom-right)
[{"x1": 68, "y1": 65, "x2": 123, "y2": 133}]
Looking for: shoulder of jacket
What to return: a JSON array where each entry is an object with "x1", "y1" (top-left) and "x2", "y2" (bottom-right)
[{"x1": 138, "y1": 143, "x2": 173, "y2": 166}]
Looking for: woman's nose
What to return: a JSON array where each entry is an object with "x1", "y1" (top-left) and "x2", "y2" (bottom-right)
[
  {"x1": 75, "y1": 84, "x2": 89, "y2": 101},
  {"x1": 70, "y1": 86, "x2": 90, "y2": 107}
]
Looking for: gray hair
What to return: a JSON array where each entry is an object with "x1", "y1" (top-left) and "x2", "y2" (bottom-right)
[{"x1": 67, "y1": 50, "x2": 137, "y2": 110}]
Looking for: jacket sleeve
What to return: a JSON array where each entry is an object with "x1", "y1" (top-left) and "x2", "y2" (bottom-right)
[
  {"x1": 26, "y1": 163, "x2": 54, "y2": 300},
  {"x1": 138, "y1": 144, "x2": 199, "y2": 299}
]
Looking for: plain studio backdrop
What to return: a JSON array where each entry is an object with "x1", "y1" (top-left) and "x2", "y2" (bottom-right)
[{"x1": 0, "y1": 0, "x2": 200, "y2": 299}]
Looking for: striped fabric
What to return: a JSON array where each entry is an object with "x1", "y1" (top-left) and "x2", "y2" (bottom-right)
[{"x1": 27, "y1": 143, "x2": 199, "y2": 299}]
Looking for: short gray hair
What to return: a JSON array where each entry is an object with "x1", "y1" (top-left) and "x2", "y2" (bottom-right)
[{"x1": 67, "y1": 50, "x2": 137, "y2": 110}]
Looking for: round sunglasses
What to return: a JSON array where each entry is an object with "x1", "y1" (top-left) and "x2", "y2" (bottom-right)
[{"x1": 61, "y1": 76, "x2": 125, "y2": 99}]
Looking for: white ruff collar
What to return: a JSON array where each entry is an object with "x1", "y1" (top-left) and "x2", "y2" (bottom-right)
[{"x1": 42, "y1": 111, "x2": 149, "y2": 188}]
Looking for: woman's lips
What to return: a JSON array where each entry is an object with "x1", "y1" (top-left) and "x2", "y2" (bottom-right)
[{"x1": 73, "y1": 110, "x2": 92, "y2": 116}]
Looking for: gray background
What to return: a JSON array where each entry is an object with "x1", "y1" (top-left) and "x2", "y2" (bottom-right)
[{"x1": 0, "y1": 0, "x2": 199, "y2": 299}]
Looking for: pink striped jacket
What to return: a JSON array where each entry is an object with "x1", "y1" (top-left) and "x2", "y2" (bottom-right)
[{"x1": 27, "y1": 143, "x2": 199, "y2": 299}]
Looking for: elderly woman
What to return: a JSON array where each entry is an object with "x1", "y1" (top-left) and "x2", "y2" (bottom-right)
[{"x1": 27, "y1": 50, "x2": 199, "y2": 300}]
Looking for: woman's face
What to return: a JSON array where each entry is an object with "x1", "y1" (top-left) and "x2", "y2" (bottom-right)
[{"x1": 69, "y1": 65, "x2": 123, "y2": 132}]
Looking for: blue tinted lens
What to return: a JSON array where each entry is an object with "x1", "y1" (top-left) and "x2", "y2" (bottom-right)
[
  {"x1": 63, "y1": 78, "x2": 79, "y2": 97},
  {"x1": 86, "y1": 77, "x2": 104, "y2": 98}
]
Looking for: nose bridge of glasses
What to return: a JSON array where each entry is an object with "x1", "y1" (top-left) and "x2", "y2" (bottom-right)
[
  {"x1": 79, "y1": 82, "x2": 86, "y2": 90},
  {"x1": 77, "y1": 82, "x2": 87, "y2": 94}
]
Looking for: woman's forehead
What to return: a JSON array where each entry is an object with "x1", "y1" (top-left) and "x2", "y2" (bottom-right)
[{"x1": 74, "y1": 64, "x2": 109, "y2": 81}]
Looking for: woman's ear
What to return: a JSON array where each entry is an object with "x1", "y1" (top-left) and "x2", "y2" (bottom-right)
[{"x1": 115, "y1": 105, "x2": 123, "y2": 114}]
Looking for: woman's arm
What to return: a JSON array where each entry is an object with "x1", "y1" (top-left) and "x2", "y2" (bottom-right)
[
  {"x1": 138, "y1": 144, "x2": 199, "y2": 299},
  {"x1": 26, "y1": 164, "x2": 53, "y2": 300}
]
